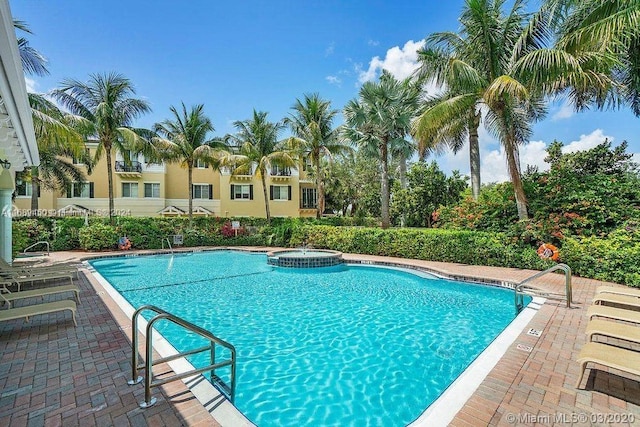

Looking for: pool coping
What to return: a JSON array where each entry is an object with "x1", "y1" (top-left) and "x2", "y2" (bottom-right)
[{"x1": 81, "y1": 246, "x2": 546, "y2": 426}]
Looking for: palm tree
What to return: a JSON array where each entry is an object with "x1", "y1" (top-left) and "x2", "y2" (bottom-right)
[
  {"x1": 52, "y1": 72, "x2": 151, "y2": 222},
  {"x1": 414, "y1": 0, "x2": 614, "y2": 220},
  {"x1": 414, "y1": 32, "x2": 484, "y2": 199},
  {"x1": 14, "y1": 20, "x2": 90, "y2": 213},
  {"x1": 284, "y1": 93, "x2": 348, "y2": 218},
  {"x1": 543, "y1": 0, "x2": 640, "y2": 114},
  {"x1": 27, "y1": 93, "x2": 90, "y2": 212},
  {"x1": 342, "y1": 71, "x2": 419, "y2": 229},
  {"x1": 152, "y1": 103, "x2": 227, "y2": 222},
  {"x1": 14, "y1": 20, "x2": 48, "y2": 77},
  {"x1": 226, "y1": 110, "x2": 296, "y2": 223}
]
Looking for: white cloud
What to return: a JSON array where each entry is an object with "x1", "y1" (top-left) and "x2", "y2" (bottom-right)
[
  {"x1": 24, "y1": 77, "x2": 37, "y2": 93},
  {"x1": 325, "y1": 75, "x2": 342, "y2": 86},
  {"x1": 358, "y1": 39, "x2": 426, "y2": 83},
  {"x1": 562, "y1": 129, "x2": 613, "y2": 153},
  {"x1": 432, "y1": 128, "x2": 620, "y2": 184},
  {"x1": 551, "y1": 99, "x2": 574, "y2": 121},
  {"x1": 325, "y1": 43, "x2": 335, "y2": 57},
  {"x1": 477, "y1": 140, "x2": 548, "y2": 183},
  {"x1": 521, "y1": 140, "x2": 551, "y2": 171},
  {"x1": 368, "y1": 40, "x2": 379, "y2": 47},
  {"x1": 633, "y1": 153, "x2": 640, "y2": 165},
  {"x1": 481, "y1": 149, "x2": 510, "y2": 183}
]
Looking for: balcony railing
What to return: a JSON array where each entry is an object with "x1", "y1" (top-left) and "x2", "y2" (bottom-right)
[
  {"x1": 115, "y1": 161, "x2": 142, "y2": 173},
  {"x1": 270, "y1": 167, "x2": 291, "y2": 176}
]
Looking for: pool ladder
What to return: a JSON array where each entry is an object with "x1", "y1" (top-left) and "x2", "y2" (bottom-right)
[
  {"x1": 128, "y1": 305, "x2": 237, "y2": 408},
  {"x1": 23, "y1": 241, "x2": 50, "y2": 256},
  {"x1": 161, "y1": 237, "x2": 173, "y2": 253},
  {"x1": 514, "y1": 263, "x2": 572, "y2": 313}
]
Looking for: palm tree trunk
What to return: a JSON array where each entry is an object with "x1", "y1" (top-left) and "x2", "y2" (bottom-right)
[
  {"x1": 261, "y1": 171, "x2": 271, "y2": 224},
  {"x1": 380, "y1": 140, "x2": 390, "y2": 229},
  {"x1": 504, "y1": 137, "x2": 528, "y2": 220},
  {"x1": 399, "y1": 154, "x2": 407, "y2": 189},
  {"x1": 469, "y1": 110, "x2": 481, "y2": 200},
  {"x1": 30, "y1": 166, "x2": 38, "y2": 215},
  {"x1": 187, "y1": 165, "x2": 194, "y2": 225},
  {"x1": 316, "y1": 159, "x2": 324, "y2": 219},
  {"x1": 399, "y1": 153, "x2": 407, "y2": 227},
  {"x1": 105, "y1": 144, "x2": 115, "y2": 223}
]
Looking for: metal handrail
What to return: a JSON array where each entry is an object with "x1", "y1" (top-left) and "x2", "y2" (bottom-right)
[
  {"x1": 115, "y1": 160, "x2": 143, "y2": 173},
  {"x1": 514, "y1": 263, "x2": 572, "y2": 313},
  {"x1": 23, "y1": 241, "x2": 50, "y2": 256},
  {"x1": 128, "y1": 305, "x2": 237, "y2": 408},
  {"x1": 161, "y1": 237, "x2": 173, "y2": 253}
]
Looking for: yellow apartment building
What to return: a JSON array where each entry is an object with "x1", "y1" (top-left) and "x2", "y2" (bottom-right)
[{"x1": 12, "y1": 142, "x2": 319, "y2": 219}]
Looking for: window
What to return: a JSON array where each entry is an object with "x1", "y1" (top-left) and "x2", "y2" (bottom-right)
[
  {"x1": 301, "y1": 188, "x2": 317, "y2": 208},
  {"x1": 122, "y1": 150, "x2": 137, "y2": 161},
  {"x1": 15, "y1": 181, "x2": 32, "y2": 197},
  {"x1": 116, "y1": 150, "x2": 142, "y2": 172},
  {"x1": 270, "y1": 185, "x2": 291, "y2": 201},
  {"x1": 144, "y1": 183, "x2": 160, "y2": 198},
  {"x1": 122, "y1": 182, "x2": 138, "y2": 198},
  {"x1": 192, "y1": 184, "x2": 212, "y2": 199},
  {"x1": 195, "y1": 158, "x2": 209, "y2": 168},
  {"x1": 230, "y1": 184, "x2": 253, "y2": 200},
  {"x1": 67, "y1": 182, "x2": 93, "y2": 198}
]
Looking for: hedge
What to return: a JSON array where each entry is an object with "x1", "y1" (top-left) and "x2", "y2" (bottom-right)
[
  {"x1": 290, "y1": 225, "x2": 554, "y2": 271},
  {"x1": 13, "y1": 216, "x2": 272, "y2": 253},
  {"x1": 561, "y1": 234, "x2": 640, "y2": 287},
  {"x1": 12, "y1": 217, "x2": 638, "y2": 287}
]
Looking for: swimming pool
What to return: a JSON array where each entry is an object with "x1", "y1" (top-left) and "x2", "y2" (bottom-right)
[{"x1": 89, "y1": 250, "x2": 528, "y2": 426}]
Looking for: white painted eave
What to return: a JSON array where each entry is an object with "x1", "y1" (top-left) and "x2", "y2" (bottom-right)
[{"x1": 0, "y1": 0, "x2": 39, "y2": 172}]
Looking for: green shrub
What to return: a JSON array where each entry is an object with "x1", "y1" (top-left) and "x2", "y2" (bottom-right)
[
  {"x1": 292, "y1": 225, "x2": 554, "y2": 270},
  {"x1": 51, "y1": 218, "x2": 85, "y2": 251},
  {"x1": 561, "y1": 225, "x2": 640, "y2": 287},
  {"x1": 115, "y1": 217, "x2": 164, "y2": 249},
  {"x1": 78, "y1": 223, "x2": 118, "y2": 251},
  {"x1": 12, "y1": 218, "x2": 53, "y2": 257}
]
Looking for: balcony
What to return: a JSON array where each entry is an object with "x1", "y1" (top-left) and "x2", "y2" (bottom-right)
[
  {"x1": 270, "y1": 166, "x2": 291, "y2": 182},
  {"x1": 115, "y1": 161, "x2": 142, "y2": 177}
]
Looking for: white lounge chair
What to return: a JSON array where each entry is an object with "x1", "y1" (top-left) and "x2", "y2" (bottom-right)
[
  {"x1": 0, "y1": 270, "x2": 75, "y2": 291},
  {"x1": 585, "y1": 319, "x2": 640, "y2": 345},
  {"x1": 0, "y1": 257, "x2": 78, "y2": 277},
  {"x1": 0, "y1": 300, "x2": 77, "y2": 326},
  {"x1": 1, "y1": 284, "x2": 80, "y2": 308},
  {"x1": 587, "y1": 305, "x2": 640, "y2": 323},
  {"x1": 576, "y1": 342, "x2": 640, "y2": 388},
  {"x1": 592, "y1": 293, "x2": 640, "y2": 309},
  {"x1": 596, "y1": 286, "x2": 640, "y2": 298}
]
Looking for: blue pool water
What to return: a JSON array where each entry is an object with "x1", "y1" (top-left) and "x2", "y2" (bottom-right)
[{"x1": 90, "y1": 250, "x2": 526, "y2": 426}]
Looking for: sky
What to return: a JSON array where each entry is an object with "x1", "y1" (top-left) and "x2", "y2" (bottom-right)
[{"x1": 11, "y1": 0, "x2": 640, "y2": 184}]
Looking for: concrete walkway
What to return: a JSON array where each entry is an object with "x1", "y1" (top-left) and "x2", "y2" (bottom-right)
[{"x1": 1, "y1": 248, "x2": 639, "y2": 426}]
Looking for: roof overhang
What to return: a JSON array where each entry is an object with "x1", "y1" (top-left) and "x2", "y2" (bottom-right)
[
  {"x1": 0, "y1": 0, "x2": 39, "y2": 172},
  {"x1": 158, "y1": 205, "x2": 186, "y2": 216},
  {"x1": 192, "y1": 206, "x2": 213, "y2": 216}
]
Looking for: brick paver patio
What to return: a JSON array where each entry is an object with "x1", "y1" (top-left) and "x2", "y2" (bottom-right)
[{"x1": 1, "y1": 248, "x2": 639, "y2": 426}]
